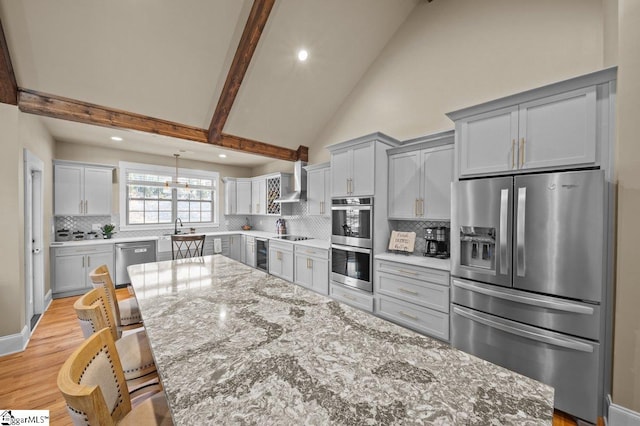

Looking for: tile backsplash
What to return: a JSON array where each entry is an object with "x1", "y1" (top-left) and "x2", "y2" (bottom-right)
[
  {"x1": 54, "y1": 200, "x2": 330, "y2": 241},
  {"x1": 388, "y1": 220, "x2": 450, "y2": 255}
]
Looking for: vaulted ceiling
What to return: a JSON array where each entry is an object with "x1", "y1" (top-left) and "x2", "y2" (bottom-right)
[{"x1": 0, "y1": 0, "x2": 417, "y2": 166}]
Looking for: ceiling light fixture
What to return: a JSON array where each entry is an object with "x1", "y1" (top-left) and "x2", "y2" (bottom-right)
[
  {"x1": 297, "y1": 49, "x2": 309, "y2": 62},
  {"x1": 165, "y1": 154, "x2": 189, "y2": 189},
  {"x1": 218, "y1": 154, "x2": 227, "y2": 158},
  {"x1": 111, "y1": 136, "x2": 123, "y2": 141}
]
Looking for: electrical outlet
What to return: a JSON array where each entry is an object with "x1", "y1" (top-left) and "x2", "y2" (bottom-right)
[{"x1": 92, "y1": 224, "x2": 101, "y2": 231}]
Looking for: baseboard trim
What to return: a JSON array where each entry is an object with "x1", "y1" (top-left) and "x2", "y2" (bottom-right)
[
  {"x1": 609, "y1": 395, "x2": 640, "y2": 426},
  {"x1": 44, "y1": 289, "x2": 52, "y2": 310},
  {"x1": 0, "y1": 325, "x2": 29, "y2": 357}
]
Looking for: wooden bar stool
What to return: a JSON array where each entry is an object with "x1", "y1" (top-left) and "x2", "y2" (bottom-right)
[
  {"x1": 58, "y1": 327, "x2": 172, "y2": 426},
  {"x1": 171, "y1": 234, "x2": 205, "y2": 259},
  {"x1": 90, "y1": 265, "x2": 142, "y2": 328},
  {"x1": 74, "y1": 286, "x2": 159, "y2": 397}
]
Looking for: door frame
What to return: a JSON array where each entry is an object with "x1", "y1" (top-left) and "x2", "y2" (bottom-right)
[{"x1": 24, "y1": 149, "x2": 45, "y2": 331}]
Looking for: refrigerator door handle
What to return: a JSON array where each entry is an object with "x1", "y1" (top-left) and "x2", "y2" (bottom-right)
[
  {"x1": 516, "y1": 186, "x2": 527, "y2": 276},
  {"x1": 452, "y1": 278, "x2": 595, "y2": 315},
  {"x1": 452, "y1": 306, "x2": 594, "y2": 353},
  {"x1": 499, "y1": 189, "x2": 509, "y2": 274}
]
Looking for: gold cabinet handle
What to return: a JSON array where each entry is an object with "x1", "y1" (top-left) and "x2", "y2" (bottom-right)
[
  {"x1": 415, "y1": 199, "x2": 419, "y2": 217},
  {"x1": 398, "y1": 310, "x2": 418, "y2": 321},
  {"x1": 79, "y1": 201, "x2": 83, "y2": 214},
  {"x1": 397, "y1": 268, "x2": 418, "y2": 276},
  {"x1": 520, "y1": 137, "x2": 525, "y2": 167},
  {"x1": 512, "y1": 139, "x2": 516, "y2": 169},
  {"x1": 398, "y1": 287, "x2": 419, "y2": 296},
  {"x1": 307, "y1": 258, "x2": 312, "y2": 269},
  {"x1": 420, "y1": 199, "x2": 424, "y2": 217},
  {"x1": 85, "y1": 200, "x2": 88, "y2": 214}
]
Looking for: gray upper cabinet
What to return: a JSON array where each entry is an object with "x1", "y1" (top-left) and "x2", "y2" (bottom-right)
[
  {"x1": 328, "y1": 133, "x2": 400, "y2": 198},
  {"x1": 235, "y1": 179, "x2": 252, "y2": 215},
  {"x1": 54, "y1": 162, "x2": 113, "y2": 216},
  {"x1": 448, "y1": 68, "x2": 616, "y2": 178},
  {"x1": 388, "y1": 132, "x2": 454, "y2": 221},
  {"x1": 305, "y1": 163, "x2": 330, "y2": 216},
  {"x1": 251, "y1": 178, "x2": 266, "y2": 215}
]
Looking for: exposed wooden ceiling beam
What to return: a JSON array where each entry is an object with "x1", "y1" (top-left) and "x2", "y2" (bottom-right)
[
  {"x1": 0, "y1": 19, "x2": 18, "y2": 105},
  {"x1": 208, "y1": 0, "x2": 276, "y2": 142},
  {"x1": 18, "y1": 89, "x2": 308, "y2": 162}
]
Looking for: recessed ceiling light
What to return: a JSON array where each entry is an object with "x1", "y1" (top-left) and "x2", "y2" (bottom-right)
[
  {"x1": 297, "y1": 49, "x2": 309, "y2": 62},
  {"x1": 111, "y1": 136, "x2": 123, "y2": 141},
  {"x1": 218, "y1": 154, "x2": 227, "y2": 158}
]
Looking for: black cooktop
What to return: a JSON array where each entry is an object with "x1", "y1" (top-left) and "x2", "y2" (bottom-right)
[{"x1": 272, "y1": 235, "x2": 311, "y2": 241}]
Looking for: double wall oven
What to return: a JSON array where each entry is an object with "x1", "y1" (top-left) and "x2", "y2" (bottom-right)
[{"x1": 331, "y1": 198, "x2": 373, "y2": 292}]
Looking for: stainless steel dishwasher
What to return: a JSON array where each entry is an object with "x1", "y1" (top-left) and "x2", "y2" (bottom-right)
[{"x1": 115, "y1": 240, "x2": 157, "y2": 287}]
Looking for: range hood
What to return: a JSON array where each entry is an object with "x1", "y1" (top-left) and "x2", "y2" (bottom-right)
[{"x1": 273, "y1": 160, "x2": 307, "y2": 203}]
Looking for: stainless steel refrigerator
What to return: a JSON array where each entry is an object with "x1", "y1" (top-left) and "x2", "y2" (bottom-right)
[{"x1": 450, "y1": 169, "x2": 605, "y2": 423}]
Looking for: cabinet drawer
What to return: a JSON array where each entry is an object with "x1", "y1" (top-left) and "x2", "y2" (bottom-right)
[
  {"x1": 376, "y1": 295, "x2": 449, "y2": 341},
  {"x1": 376, "y1": 260, "x2": 449, "y2": 285},
  {"x1": 55, "y1": 244, "x2": 113, "y2": 256},
  {"x1": 376, "y1": 271, "x2": 449, "y2": 313},
  {"x1": 269, "y1": 240, "x2": 294, "y2": 252},
  {"x1": 330, "y1": 283, "x2": 373, "y2": 313},
  {"x1": 294, "y1": 245, "x2": 328, "y2": 259}
]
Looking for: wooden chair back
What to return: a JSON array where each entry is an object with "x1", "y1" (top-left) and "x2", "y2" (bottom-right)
[
  {"x1": 74, "y1": 286, "x2": 119, "y2": 342},
  {"x1": 171, "y1": 234, "x2": 205, "y2": 259},
  {"x1": 89, "y1": 265, "x2": 122, "y2": 329},
  {"x1": 57, "y1": 328, "x2": 131, "y2": 425}
]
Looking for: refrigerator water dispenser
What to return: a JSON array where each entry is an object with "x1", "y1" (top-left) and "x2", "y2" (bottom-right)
[{"x1": 459, "y1": 226, "x2": 495, "y2": 270}]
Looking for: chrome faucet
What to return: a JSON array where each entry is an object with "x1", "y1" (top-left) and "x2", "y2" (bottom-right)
[{"x1": 174, "y1": 218, "x2": 183, "y2": 234}]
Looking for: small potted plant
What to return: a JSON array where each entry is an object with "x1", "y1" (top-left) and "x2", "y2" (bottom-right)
[{"x1": 100, "y1": 223, "x2": 116, "y2": 239}]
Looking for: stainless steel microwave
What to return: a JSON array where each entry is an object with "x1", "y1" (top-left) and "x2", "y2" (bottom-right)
[{"x1": 331, "y1": 198, "x2": 373, "y2": 249}]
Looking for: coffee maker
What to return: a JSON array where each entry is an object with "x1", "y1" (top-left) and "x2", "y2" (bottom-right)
[{"x1": 424, "y1": 226, "x2": 449, "y2": 258}]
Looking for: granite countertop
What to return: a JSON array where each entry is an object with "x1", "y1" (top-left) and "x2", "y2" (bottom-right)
[
  {"x1": 375, "y1": 252, "x2": 451, "y2": 271},
  {"x1": 128, "y1": 255, "x2": 553, "y2": 425}
]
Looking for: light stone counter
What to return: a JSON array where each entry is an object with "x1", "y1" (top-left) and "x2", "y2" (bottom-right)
[
  {"x1": 375, "y1": 252, "x2": 451, "y2": 271},
  {"x1": 128, "y1": 255, "x2": 553, "y2": 425}
]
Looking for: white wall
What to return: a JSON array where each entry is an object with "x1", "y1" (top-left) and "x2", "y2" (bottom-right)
[
  {"x1": 0, "y1": 104, "x2": 22, "y2": 336},
  {"x1": 308, "y1": 0, "x2": 604, "y2": 163}
]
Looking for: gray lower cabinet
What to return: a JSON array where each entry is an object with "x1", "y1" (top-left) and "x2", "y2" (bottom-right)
[
  {"x1": 52, "y1": 244, "x2": 114, "y2": 298},
  {"x1": 374, "y1": 259, "x2": 450, "y2": 341},
  {"x1": 294, "y1": 246, "x2": 329, "y2": 295},
  {"x1": 269, "y1": 240, "x2": 294, "y2": 282},
  {"x1": 330, "y1": 283, "x2": 374, "y2": 313},
  {"x1": 227, "y1": 235, "x2": 242, "y2": 262},
  {"x1": 244, "y1": 236, "x2": 256, "y2": 267}
]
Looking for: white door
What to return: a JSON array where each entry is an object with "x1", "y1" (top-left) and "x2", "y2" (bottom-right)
[
  {"x1": 84, "y1": 167, "x2": 113, "y2": 215},
  {"x1": 350, "y1": 143, "x2": 374, "y2": 196},
  {"x1": 24, "y1": 150, "x2": 45, "y2": 331},
  {"x1": 518, "y1": 86, "x2": 597, "y2": 171},
  {"x1": 236, "y1": 180, "x2": 252, "y2": 215},
  {"x1": 331, "y1": 148, "x2": 351, "y2": 197},
  {"x1": 54, "y1": 164, "x2": 83, "y2": 215},
  {"x1": 458, "y1": 106, "x2": 519, "y2": 177},
  {"x1": 422, "y1": 146, "x2": 454, "y2": 220},
  {"x1": 388, "y1": 151, "x2": 421, "y2": 219}
]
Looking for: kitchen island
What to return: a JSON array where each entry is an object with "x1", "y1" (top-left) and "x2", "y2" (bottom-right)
[{"x1": 128, "y1": 255, "x2": 553, "y2": 425}]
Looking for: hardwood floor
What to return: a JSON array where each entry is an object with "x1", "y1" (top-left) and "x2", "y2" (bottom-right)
[{"x1": 0, "y1": 290, "x2": 592, "y2": 425}]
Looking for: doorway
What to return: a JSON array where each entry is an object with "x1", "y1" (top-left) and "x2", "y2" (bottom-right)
[{"x1": 24, "y1": 149, "x2": 45, "y2": 332}]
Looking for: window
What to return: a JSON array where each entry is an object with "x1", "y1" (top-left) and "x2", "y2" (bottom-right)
[{"x1": 119, "y1": 162, "x2": 218, "y2": 228}]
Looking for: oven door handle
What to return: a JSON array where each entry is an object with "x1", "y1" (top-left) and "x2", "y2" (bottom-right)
[
  {"x1": 330, "y1": 205, "x2": 372, "y2": 211},
  {"x1": 331, "y1": 244, "x2": 371, "y2": 254}
]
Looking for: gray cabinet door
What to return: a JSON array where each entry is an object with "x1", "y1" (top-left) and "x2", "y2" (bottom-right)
[
  {"x1": 421, "y1": 146, "x2": 453, "y2": 220},
  {"x1": 350, "y1": 143, "x2": 374, "y2": 196},
  {"x1": 54, "y1": 254, "x2": 85, "y2": 294},
  {"x1": 331, "y1": 148, "x2": 351, "y2": 197},
  {"x1": 388, "y1": 151, "x2": 420, "y2": 219}
]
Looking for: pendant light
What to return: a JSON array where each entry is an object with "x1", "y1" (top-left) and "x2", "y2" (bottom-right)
[{"x1": 165, "y1": 154, "x2": 189, "y2": 189}]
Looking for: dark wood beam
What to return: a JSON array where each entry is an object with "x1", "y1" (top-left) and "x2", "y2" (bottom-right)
[
  {"x1": 0, "y1": 19, "x2": 18, "y2": 105},
  {"x1": 18, "y1": 89, "x2": 208, "y2": 142},
  {"x1": 18, "y1": 89, "x2": 307, "y2": 162},
  {"x1": 208, "y1": 0, "x2": 276, "y2": 142}
]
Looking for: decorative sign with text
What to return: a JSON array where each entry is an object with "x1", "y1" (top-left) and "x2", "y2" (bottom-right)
[{"x1": 388, "y1": 231, "x2": 416, "y2": 253}]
